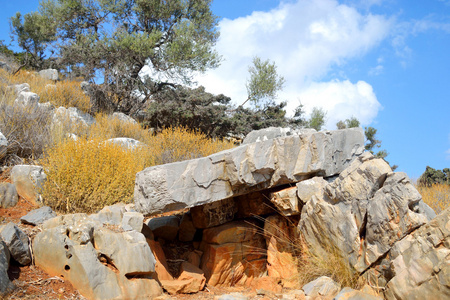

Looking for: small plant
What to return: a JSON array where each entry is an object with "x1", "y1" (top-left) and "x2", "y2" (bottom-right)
[
  {"x1": 40, "y1": 137, "x2": 149, "y2": 213},
  {"x1": 417, "y1": 183, "x2": 450, "y2": 214},
  {"x1": 149, "y1": 126, "x2": 235, "y2": 165},
  {"x1": 0, "y1": 102, "x2": 53, "y2": 164}
]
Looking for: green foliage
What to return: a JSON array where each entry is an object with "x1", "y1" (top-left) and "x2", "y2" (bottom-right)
[
  {"x1": 418, "y1": 166, "x2": 450, "y2": 187},
  {"x1": 13, "y1": 0, "x2": 221, "y2": 113},
  {"x1": 146, "y1": 85, "x2": 233, "y2": 138},
  {"x1": 306, "y1": 107, "x2": 326, "y2": 131},
  {"x1": 336, "y1": 117, "x2": 360, "y2": 129},
  {"x1": 10, "y1": 11, "x2": 56, "y2": 69},
  {"x1": 245, "y1": 56, "x2": 285, "y2": 110}
]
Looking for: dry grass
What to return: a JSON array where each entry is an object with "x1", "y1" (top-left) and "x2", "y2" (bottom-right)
[
  {"x1": 3, "y1": 69, "x2": 90, "y2": 112},
  {"x1": 40, "y1": 137, "x2": 149, "y2": 213},
  {"x1": 40, "y1": 126, "x2": 235, "y2": 214},
  {"x1": 88, "y1": 113, "x2": 151, "y2": 142},
  {"x1": 417, "y1": 183, "x2": 450, "y2": 214},
  {"x1": 149, "y1": 126, "x2": 235, "y2": 165}
]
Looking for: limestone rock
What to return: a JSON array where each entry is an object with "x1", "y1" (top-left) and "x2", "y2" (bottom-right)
[
  {"x1": 0, "y1": 238, "x2": 15, "y2": 296},
  {"x1": 299, "y1": 154, "x2": 430, "y2": 273},
  {"x1": 20, "y1": 206, "x2": 56, "y2": 226},
  {"x1": 264, "y1": 215, "x2": 299, "y2": 287},
  {"x1": 242, "y1": 127, "x2": 316, "y2": 144},
  {"x1": 178, "y1": 212, "x2": 197, "y2": 242},
  {"x1": 147, "y1": 239, "x2": 174, "y2": 282},
  {"x1": 200, "y1": 221, "x2": 266, "y2": 287},
  {"x1": 10, "y1": 165, "x2": 46, "y2": 204},
  {"x1": 0, "y1": 183, "x2": 18, "y2": 208},
  {"x1": 11, "y1": 83, "x2": 30, "y2": 94},
  {"x1": 121, "y1": 212, "x2": 144, "y2": 232},
  {"x1": 242, "y1": 127, "x2": 293, "y2": 144},
  {"x1": 93, "y1": 228, "x2": 156, "y2": 276},
  {"x1": 53, "y1": 106, "x2": 95, "y2": 128},
  {"x1": 296, "y1": 176, "x2": 328, "y2": 205},
  {"x1": 160, "y1": 261, "x2": 206, "y2": 295},
  {"x1": 334, "y1": 287, "x2": 383, "y2": 300},
  {"x1": 15, "y1": 91, "x2": 40, "y2": 108},
  {"x1": 111, "y1": 112, "x2": 137, "y2": 124},
  {"x1": 38, "y1": 69, "x2": 59, "y2": 81},
  {"x1": 0, "y1": 131, "x2": 7, "y2": 147},
  {"x1": 33, "y1": 213, "x2": 162, "y2": 299},
  {"x1": 147, "y1": 215, "x2": 179, "y2": 240},
  {"x1": 234, "y1": 190, "x2": 275, "y2": 218},
  {"x1": 106, "y1": 138, "x2": 143, "y2": 150},
  {"x1": 89, "y1": 203, "x2": 126, "y2": 226},
  {"x1": 191, "y1": 198, "x2": 236, "y2": 229},
  {"x1": 269, "y1": 186, "x2": 301, "y2": 216},
  {"x1": 380, "y1": 207, "x2": 450, "y2": 300},
  {"x1": 134, "y1": 128, "x2": 365, "y2": 215},
  {"x1": 0, "y1": 61, "x2": 11, "y2": 73},
  {"x1": 0, "y1": 222, "x2": 31, "y2": 265},
  {"x1": 302, "y1": 276, "x2": 341, "y2": 298}
]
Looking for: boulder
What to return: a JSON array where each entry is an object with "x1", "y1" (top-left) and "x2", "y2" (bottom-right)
[
  {"x1": 242, "y1": 127, "x2": 316, "y2": 144},
  {"x1": 299, "y1": 153, "x2": 430, "y2": 273},
  {"x1": 0, "y1": 183, "x2": 18, "y2": 208},
  {"x1": 296, "y1": 176, "x2": 328, "y2": 205},
  {"x1": 111, "y1": 112, "x2": 137, "y2": 125},
  {"x1": 264, "y1": 215, "x2": 299, "y2": 287},
  {"x1": 374, "y1": 207, "x2": 450, "y2": 300},
  {"x1": 93, "y1": 228, "x2": 156, "y2": 276},
  {"x1": 106, "y1": 137, "x2": 142, "y2": 150},
  {"x1": 121, "y1": 212, "x2": 144, "y2": 232},
  {"x1": 53, "y1": 106, "x2": 95, "y2": 128},
  {"x1": 10, "y1": 165, "x2": 46, "y2": 204},
  {"x1": 0, "y1": 238, "x2": 15, "y2": 296},
  {"x1": 0, "y1": 61, "x2": 11, "y2": 73},
  {"x1": 146, "y1": 215, "x2": 179, "y2": 240},
  {"x1": 0, "y1": 222, "x2": 32, "y2": 265},
  {"x1": 191, "y1": 198, "x2": 236, "y2": 229},
  {"x1": 200, "y1": 221, "x2": 266, "y2": 287},
  {"x1": 20, "y1": 206, "x2": 56, "y2": 226},
  {"x1": 33, "y1": 213, "x2": 162, "y2": 299},
  {"x1": 334, "y1": 287, "x2": 383, "y2": 300},
  {"x1": 38, "y1": 68, "x2": 58, "y2": 81},
  {"x1": 15, "y1": 91, "x2": 40, "y2": 107},
  {"x1": 302, "y1": 276, "x2": 341, "y2": 298},
  {"x1": 0, "y1": 131, "x2": 7, "y2": 147},
  {"x1": 135, "y1": 128, "x2": 365, "y2": 215},
  {"x1": 160, "y1": 261, "x2": 206, "y2": 295},
  {"x1": 89, "y1": 203, "x2": 126, "y2": 226},
  {"x1": 11, "y1": 83, "x2": 30, "y2": 94},
  {"x1": 269, "y1": 186, "x2": 301, "y2": 216},
  {"x1": 147, "y1": 239, "x2": 174, "y2": 282}
]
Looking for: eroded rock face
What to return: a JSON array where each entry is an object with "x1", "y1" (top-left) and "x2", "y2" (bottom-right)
[
  {"x1": 0, "y1": 183, "x2": 18, "y2": 209},
  {"x1": 135, "y1": 128, "x2": 365, "y2": 215},
  {"x1": 0, "y1": 222, "x2": 32, "y2": 265},
  {"x1": 299, "y1": 153, "x2": 430, "y2": 273},
  {"x1": 33, "y1": 209, "x2": 162, "y2": 300},
  {"x1": 10, "y1": 165, "x2": 46, "y2": 205},
  {"x1": 200, "y1": 221, "x2": 266, "y2": 287},
  {"x1": 366, "y1": 207, "x2": 450, "y2": 300},
  {"x1": 0, "y1": 238, "x2": 15, "y2": 296}
]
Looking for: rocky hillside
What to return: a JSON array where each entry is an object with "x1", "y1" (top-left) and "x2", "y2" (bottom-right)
[{"x1": 1, "y1": 123, "x2": 449, "y2": 299}]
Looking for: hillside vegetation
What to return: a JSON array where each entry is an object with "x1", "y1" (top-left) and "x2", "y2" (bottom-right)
[{"x1": 0, "y1": 66, "x2": 234, "y2": 213}]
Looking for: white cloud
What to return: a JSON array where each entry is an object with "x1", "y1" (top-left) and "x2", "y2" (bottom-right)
[
  {"x1": 369, "y1": 65, "x2": 384, "y2": 76},
  {"x1": 286, "y1": 80, "x2": 382, "y2": 129},
  {"x1": 196, "y1": 0, "x2": 392, "y2": 128}
]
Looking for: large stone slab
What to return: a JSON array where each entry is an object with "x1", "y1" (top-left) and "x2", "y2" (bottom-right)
[{"x1": 135, "y1": 128, "x2": 365, "y2": 215}]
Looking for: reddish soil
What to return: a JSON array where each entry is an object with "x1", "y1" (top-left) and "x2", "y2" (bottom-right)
[{"x1": 0, "y1": 197, "x2": 84, "y2": 299}]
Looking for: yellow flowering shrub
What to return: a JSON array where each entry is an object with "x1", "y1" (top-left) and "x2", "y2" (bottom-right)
[{"x1": 417, "y1": 183, "x2": 450, "y2": 214}]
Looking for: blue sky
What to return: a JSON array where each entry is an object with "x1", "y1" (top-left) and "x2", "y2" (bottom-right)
[{"x1": 1, "y1": 0, "x2": 450, "y2": 179}]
